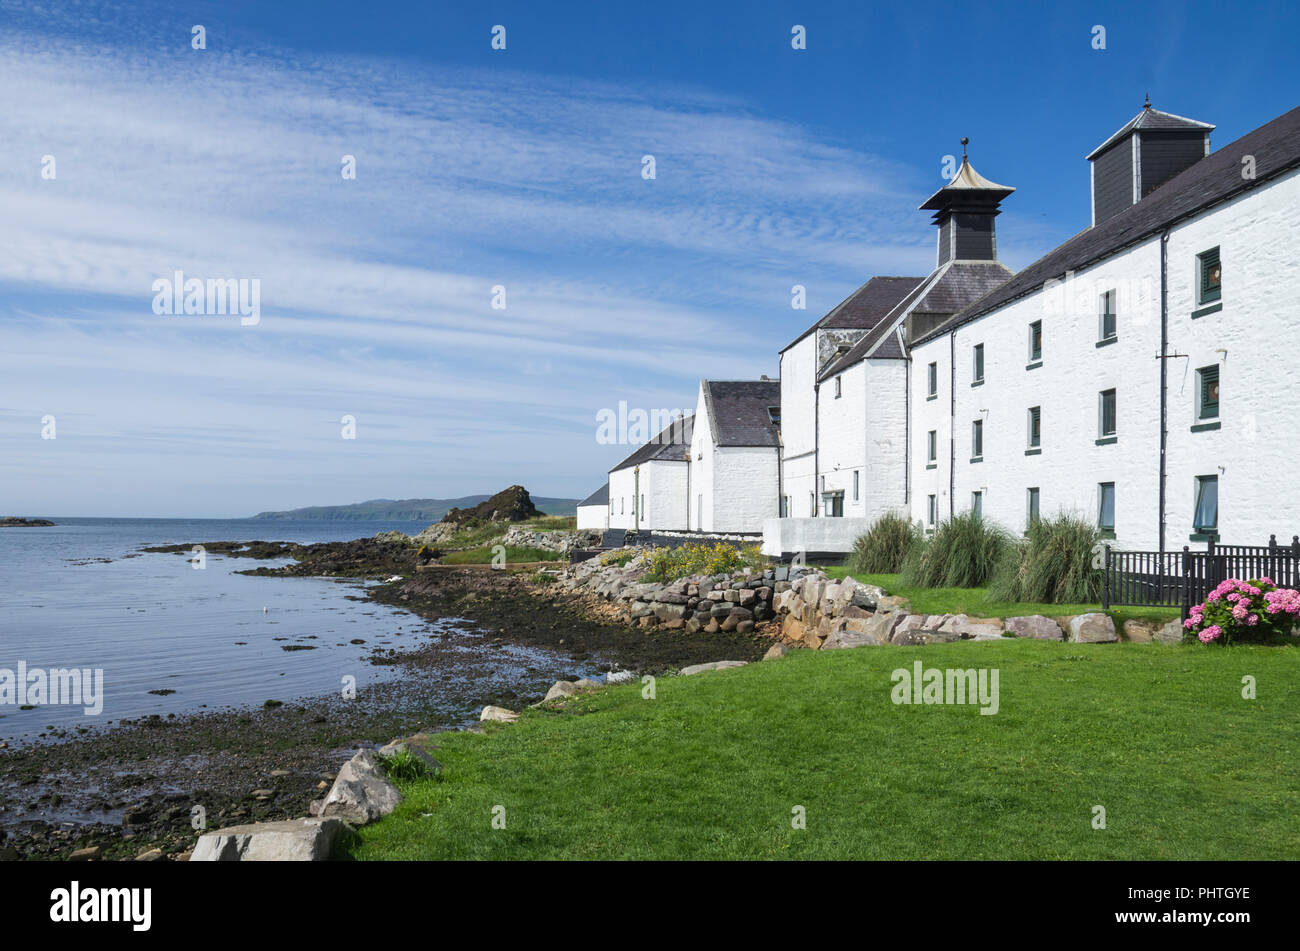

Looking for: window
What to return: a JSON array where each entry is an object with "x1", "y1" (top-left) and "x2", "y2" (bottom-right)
[
  {"x1": 971, "y1": 491, "x2": 983, "y2": 519},
  {"x1": 767, "y1": 406, "x2": 781, "y2": 426},
  {"x1": 834, "y1": 375, "x2": 842, "y2": 399},
  {"x1": 971, "y1": 419, "x2": 983, "y2": 461},
  {"x1": 1198, "y1": 365, "x2": 1220, "y2": 419},
  {"x1": 1198, "y1": 247, "x2": 1221, "y2": 304},
  {"x1": 927, "y1": 429, "x2": 937, "y2": 464},
  {"x1": 927, "y1": 362, "x2": 938, "y2": 398},
  {"x1": 853, "y1": 470, "x2": 860, "y2": 502},
  {"x1": 820, "y1": 475, "x2": 825, "y2": 493},
  {"x1": 1098, "y1": 482, "x2": 1115, "y2": 535},
  {"x1": 973, "y1": 344, "x2": 985, "y2": 384},
  {"x1": 809, "y1": 492, "x2": 815, "y2": 516},
  {"x1": 823, "y1": 491, "x2": 844, "y2": 517},
  {"x1": 1099, "y1": 289, "x2": 1117, "y2": 341},
  {"x1": 621, "y1": 498, "x2": 625, "y2": 514},
  {"x1": 1099, "y1": 388, "x2": 1117, "y2": 438},
  {"x1": 1028, "y1": 320, "x2": 1043, "y2": 363},
  {"x1": 927, "y1": 494, "x2": 938, "y2": 528},
  {"x1": 1194, "y1": 475, "x2": 1218, "y2": 535},
  {"x1": 1028, "y1": 406, "x2": 1041, "y2": 448},
  {"x1": 1026, "y1": 487, "x2": 1040, "y2": 525}
]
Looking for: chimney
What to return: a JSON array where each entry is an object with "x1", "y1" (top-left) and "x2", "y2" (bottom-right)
[
  {"x1": 919, "y1": 138, "x2": 1015, "y2": 269},
  {"x1": 1088, "y1": 98, "x2": 1214, "y2": 226}
]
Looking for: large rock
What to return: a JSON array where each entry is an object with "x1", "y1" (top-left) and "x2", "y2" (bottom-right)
[
  {"x1": 543, "y1": 679, "x2": 601, "y2": 702},
  {"x1": 319, "y1": 750, "x2": 403, "y2": 825},
  {"x1": 1068, "y1": 613, "x2": 1118, "y2": 643},
  {"x1": 678, "y1": 661, "x2": 748, "y2": 676},
  {"x1": 480, "y1": 705, "x2": 521, "y2": 722},
  {"x1": 1122, "y1": 619, "x2": 1157, "y2": 643},
  {"x1": 876, "y1": 595, "x2": 911, "y2": 614},
  {"x1": 190, "y1": 818, "x2": 350, "y2": 862},
  {"x1": 1005, "y1": 615, "x2": 1065, "y2": 640},
  {"x1": 1154, "y1": 619, "x2": 1185, "y2": 645},
  {"x1": 821, "y1": 624, "x2": 883, "y2": 649},
  {"x1": 762, "y1": 642, "x2": 788, "y2": 661}
]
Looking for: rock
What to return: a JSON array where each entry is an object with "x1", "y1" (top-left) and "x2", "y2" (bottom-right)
[
  {"x1": 480, "y1": 705, "x2": 521, "y2": 722},
  {"x1": 1122, "y1": 619, "x2": 1156, "y2": 643},
  {"x1": 851, "y1": 585, "x2": 885, "y2": 610},
  {"x1": 763, "y1": 642, "x2": 788, "y2": 660},
  {"x1": 678, "y1": 661, "x2": 748, "y2": 676},
  {"x1": 821, "y1": 625, "x2": 882, "y2": 649},
  {"x1": 876, "y1": 595, "x2": 910, "y2": 614},
  {"x1": 891, "y1": 629, "x2": 958, "y2": 646},
  {"x1": 1068, "y1": 613, "x2": 1118, "y2": 643},
  {"x1": 190, "y1": 818, "x2": 350, "y2": 862},
  {"x1": 952, "y1": 619, "x2": 1006, "y2": 640},
  {"x1": 1154, "y1": 619, "x2": 1185, "y2": 645},
  {"x1": 378, "y1": 734, "x2": 442, "y2": 771},
  {"x1": 865, "y1": 610, "x2": 907, "y2": 643},
  {"x1": 134, "y1": 848, "x2": 164, "y2": 862},
  {"x1": 736, "y1": 620, "x2": 755, "y2": 634},
  {"x1": 606, "y1": 670, "x2": 636, "y2": 685},
  {"x1": 319, "y1": 749, "x2": 403, "y2": 825},
  {"x1": 69, "y1": 846, "x2": 101, "y2": 861},
  {"x1": 1004, "y1": 615, "x2": 1065, "y2": 640}
]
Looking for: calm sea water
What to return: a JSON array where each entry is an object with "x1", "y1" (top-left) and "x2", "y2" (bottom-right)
[{"x1": 0, "y1": 517, "x2": 516, "y2": 743}]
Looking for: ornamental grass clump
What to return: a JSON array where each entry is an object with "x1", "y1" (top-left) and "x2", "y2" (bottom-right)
[
  {"x1": 848, "y1": 511, "x2": 919, "y2": 575},
  {"x1": 1184, "y1": 577, "x2": 1300, "y2": 645},
  {"x1": 986, "y1": 513, "x2": 1102, "y2": 604},
  {"x1": 901, "y1": 510, "x2": 1009, "y2": 588}
]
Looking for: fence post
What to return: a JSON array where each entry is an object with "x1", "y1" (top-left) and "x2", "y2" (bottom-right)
[
  {"x1": 1102, "y1": 545, "x2": 1111, "y2": 610},
  {"x1": 1181, "y1": 545, "x2": 1192, "y2": 623}
]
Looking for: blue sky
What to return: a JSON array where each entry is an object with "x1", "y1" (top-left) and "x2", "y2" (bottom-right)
[{"x1": 1, "y1": 0, "x2": 1297, "y2": 517}]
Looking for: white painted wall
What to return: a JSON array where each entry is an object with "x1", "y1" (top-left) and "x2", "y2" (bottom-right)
[
  {"x1": 576, "y1": 503, "x2": 608, "y2": 531},
  {"x1": 608, "y1": 460, "x2": 689, "y2": 532},
  {"x1": 689, "y1": 381, "x2": 779, "y2": 533},
  {"x1": 762, "y1": 516, "x2": 874, "y2": 557},
  {"x1": 779, "y1": 335, "x2": 818, "y2": 517},
  {"x1": 908, "y1": 165, "x2": 1300, "y2": 551}
]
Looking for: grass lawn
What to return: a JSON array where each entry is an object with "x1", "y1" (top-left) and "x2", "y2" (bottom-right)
[
  {"x1": 439, "y1": 545, "x2": 562, "y2": 564},
  {"x1": 821, "y1": 568, "x2": 1178, "y2": 627},
  {"x1": 350, "y1": 640, "x2": 1299, "y2": 860}
]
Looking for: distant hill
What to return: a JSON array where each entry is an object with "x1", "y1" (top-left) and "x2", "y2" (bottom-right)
[{"x1": 251, "y1": 495, "x2": 579, "y2": 521}]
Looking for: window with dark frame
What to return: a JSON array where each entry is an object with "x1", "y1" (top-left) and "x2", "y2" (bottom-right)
[
  {"x1": 1198, "y1": 365, "x2": 1220, "y2": 419},
  {"x1": 1028, "y1": 406, "x2": 1041, "y2": 448},
  {"x1": 1027, "y1": 487, "x2": 1040, "y2": 525},
  {"x1": 971, "y1": 419, "x2": 983, "y2": 459},
  {"x1": 971, "y1": 491, "x2": 982, "y2": 519},
  {"x1": 927, "y1": 429, "x2": 937, "y2": 463},
  {"x1": 1099, "y1": 289, "x2": 1117, "y2": 341},
  {"x1": 834, "y1": 375, "x2": 842, "y2": 398},
  {"x1": 927, "y1": 361, "x2": 937, "y2": 397},
  {"x1": 973, "y1": 343, "x2": 984, "y2": 383},
  {"x1": 1098, "y1": 482, "x2": 1115, "y2": 533},
  {"x1": 927, "y1": 494, "x2": 937, "y2": 527},
  {"x1": 1099, "y1": 388, "x2": 1117, "y2": 437},
  {"x1": 1198, "y1": 247, "x2": 1222, "y2": 304},
  {"x1": 1029, "y1": 321, "x2": 1042, "y2": 362},
  {"x1": 1194, "y1": 475, "x2": 1218, "y2": 534},
  {"x1": 853, "y1": 470, "x2": 859, "y2": 501}
]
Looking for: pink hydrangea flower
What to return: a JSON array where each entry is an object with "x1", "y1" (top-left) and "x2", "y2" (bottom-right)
[{"x1": 1199, "y1": 625, "x2": 1222, "y2": 643}]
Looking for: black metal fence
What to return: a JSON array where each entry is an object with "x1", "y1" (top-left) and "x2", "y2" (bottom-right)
[{"x1": 1103, "y1": 535, "x2": 1300, "y2": 617}]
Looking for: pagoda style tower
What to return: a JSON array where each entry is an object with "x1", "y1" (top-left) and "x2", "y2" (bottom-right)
[{"x1": 919, "y1": 139, "x2": 1015, "y2": 268}]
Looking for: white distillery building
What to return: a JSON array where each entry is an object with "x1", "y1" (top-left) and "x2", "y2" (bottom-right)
[
  {"x1": 606, "y1": 415, "x2": 693, "y2": 533},
  {"x1": 575, "y1": 482, "x2": 610, "y2": 531},
  {"x1": 908, "y1": 102, "x2": 1300, "y2": 552},
  {"x1": 764, "y1": 153, "x2": 1015, "y2": 558},
  {"x1": 687, "y1": 379, "x2": 782, "y2": 534}
]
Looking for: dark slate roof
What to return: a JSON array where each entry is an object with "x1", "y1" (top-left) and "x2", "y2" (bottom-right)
[
  {"x1": 779, "y1": 276, "x2": 923, "y2": 353},
  {"x1": 1086, "y1": 105, "x2": 1214, "y2": 160},
  {"x1": 577, "y1": 483, "x2": 608, "y2": 507},
  {"x1": 917, "y1": 103, "x2": 1300, "y2": 344},
  {"x1": 609, "y1": 415, "x2": 694, "y2": 472},
  {"x1": 701, "y1": 380, "x2": 782, "y2": 447},
  {"x1": 818, "y1": 260, "x2": 1013, "y2": 378}
]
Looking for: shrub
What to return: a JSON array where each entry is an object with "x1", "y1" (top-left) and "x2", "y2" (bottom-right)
[
  {"x1": 901, "y1": 511, "x2": 1010, "y2": 588},
  {"x1": 1184, "y1": 578, "x2": 1300, "y2": 645},
  {"x1": 847, "y1": 511, "x2": 919, "y2": 574},
  {"x1": 379, "y1": 748, "x2": 439, "y2": 782},
  {"x1": 987, "y1": 513, "x2": 1102, "y2": 604},
  {"x1": 643, "y1": 543, "x2": 765, "y2": 583}
]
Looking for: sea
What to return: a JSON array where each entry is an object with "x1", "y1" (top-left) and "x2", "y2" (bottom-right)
[{"x1": 0, "y1": 517, "x2": 583, "y2": 743}]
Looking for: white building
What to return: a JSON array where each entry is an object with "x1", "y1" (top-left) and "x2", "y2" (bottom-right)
[
  {"x1": 765, "y1": 153, "x2": 1015, "y2": 558},
  {"x1": 688, "y1": 379, "x2": 781, "y2": 534},
  {"x1": 908, "y1": 102, "x2": 1300, "y2": 552},
  {"x1": 607, "y1": 415, "x2": 693, "y2": 532},
  {"x1": 575, "y1": 483, "x2": 609, "y2": 531}
]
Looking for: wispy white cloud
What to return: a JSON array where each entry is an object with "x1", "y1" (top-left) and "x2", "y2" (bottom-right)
[{"x1": 0, "y1": 20, "x2": 937, "y2": 515}]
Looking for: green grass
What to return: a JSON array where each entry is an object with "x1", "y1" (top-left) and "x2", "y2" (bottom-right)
[
  {"x1": 822, "y1": 569, "x2": 1178, "y2": 627},
  {"x1": 350, "y1": 640, "x2": 1300, "y2": 859},
  {"x1": 439, "y1": 545, "x2": 562, "y2": 564}
]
